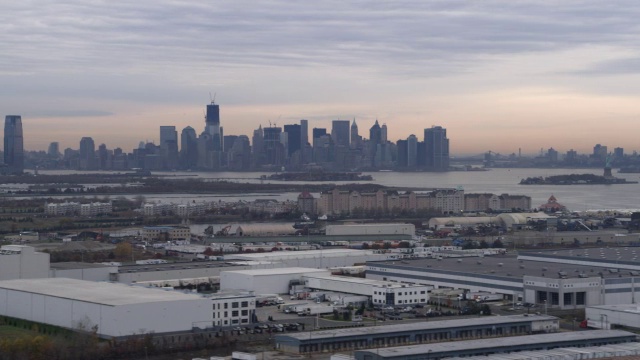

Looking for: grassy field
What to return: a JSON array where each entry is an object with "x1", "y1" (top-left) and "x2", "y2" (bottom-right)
[{"x1": 0, "y1": 325, "x2": 37, "y2": 339}]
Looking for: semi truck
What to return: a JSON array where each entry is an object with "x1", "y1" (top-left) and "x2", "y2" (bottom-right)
[
  {"x1": 458, "y1": 292, "x2": 503, "y2": 302},
  {"x1": 256, "y1": 294, "x2": 284, "y2": 306},
  {"x1": 297, "y1": 305, "x2": 335, "y2": 316}
]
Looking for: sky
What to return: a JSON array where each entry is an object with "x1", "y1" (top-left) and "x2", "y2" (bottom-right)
[{"x1": 1, "y1": 1, "x2": 640, "y2": 155}]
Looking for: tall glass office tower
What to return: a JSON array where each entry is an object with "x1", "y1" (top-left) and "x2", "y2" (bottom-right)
[
  {"x1": 206, "y1": 101, "x2": 222, "y2": 151},
  {"x1": 4, "y1": 115, "x2": 24, "y2": 173}
]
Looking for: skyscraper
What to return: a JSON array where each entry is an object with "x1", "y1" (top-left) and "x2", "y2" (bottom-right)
[
  {"x1": 160, "y1": 126, "x2": 179, "y2": 170},
  {"x1": 79, "y1": 137, "x2": 96, "y2": 170},
  {"x1": 424, "y1": 126, "x2": 449, "y2": 171},
  {"x1": 206, "y1": 101, "x2": 222, "y2": 151},
  {"x1": 350, "y1": 119, "x2": 361, "y2": 149},
  {"x1": 48, "y1": 142, "x2": 60, "y2": 158},
  {"x1": 369, "y1": 120, "x2": 382, "y2": 167},
  {"x1": 312, "y1": 128, "x2": 327, "y2": 141},
  {"x1": 283, "y1": 124, "x2": 302, "y2": 156},
  {"x1": 331, "y1": 120, "x2": 350, "y2": 148},
  {"x1": 252, "y1": 125, "x2": 264, "y2": 167},
  {"x1": 300, "y1": 119, "x2": 309, "y2": 146},
  {"x1": 4, "y1": 115, "x2": 24, "y2": 174},
  {"x1": 180, "y1": 126, "x2": 198, "y2": 170},
  {"x1": 407, "y1": 134, "x2": 418, "y2": 168},
  {"x1": 396, "y1": 139, "x2": 408, "y2": 167},
  {"x1": 263, "y1": 126, "x2": 284, "y2": 166},
  {"x1": 228, "y1": 135, "x2": 251, "y2": 171}
]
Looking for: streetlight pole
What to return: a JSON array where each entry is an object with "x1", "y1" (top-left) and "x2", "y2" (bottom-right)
[{"x1": 544, "y1": 300, "x2": 547, "y2": 315}]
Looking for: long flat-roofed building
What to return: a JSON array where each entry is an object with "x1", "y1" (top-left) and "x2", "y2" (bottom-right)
[
  {"x1": 275, "y1": 314, "x2": 559, "y2": 354},
  {"x1": 221, "y1": 267, "x2": 331, "y2": 294},
  {"x1": 352, "y1": 330, "x2": 636, "y2": 360},
  {"x1": 224, "y1": 249, "x2": 395, "y2": 268},
  {"x1": 0, "y1": 278, "x2": 213, "y2": 338},
  {"x1": 586, "y1": 304, "x2": 640, "y2": 330},
  {"x1": 366, "y1": 252, "x2": 640, "y2": 309},
  {"x1": 458, "y1": 342, "x2": 640, "y2": 360},
  {"x1": 0, "y1": 245, "x2": 49, "y2": 280}
]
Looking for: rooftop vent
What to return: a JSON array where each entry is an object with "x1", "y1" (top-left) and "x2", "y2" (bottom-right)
[
  {"x1": 498, "y1": 263, "x2": 504, "y2": 267},
  {"x1": 608, "y1": 269, "x2": 619, "y2": 274},
  {"x1": 579, "y1": 273, "x2": 588, "y2": 278},
  {"x1": 558, "y1": 271, "x2": 568, "y2": 279}
]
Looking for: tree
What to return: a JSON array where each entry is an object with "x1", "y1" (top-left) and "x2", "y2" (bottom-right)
[
  {"x1": 115, "y1": 242, "x2": 133, "y2": 260},
  {"x1": 479, "y1": 240, "x2": 489, "y2": 249},
  {"x1": 492, "y1": 238, "x2": 504, "y2": 248}
]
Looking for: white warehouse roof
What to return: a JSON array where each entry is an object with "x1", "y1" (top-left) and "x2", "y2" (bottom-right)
[
  {"x1": 222, "y1": 267, "x2": 329, "y2": 276},
  {"x1": 428, "y1": 216, "x2": 498, "y2": 229},
  {"x1": 225, "y1": 249, "x2": 374, "y2": 261},
  {"x1": 304, "y1": 275, "x2": 421, "y2": 289},
  {"x1": 0, "y1": 278, "x2": 204, "y2": 306}
]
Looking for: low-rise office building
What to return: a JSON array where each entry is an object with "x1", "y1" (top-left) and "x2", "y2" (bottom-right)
[
  {"x1": 207, "y1": 291, "x2": 256, "y2": 327},
  {"x1": 142, "y1": 226, "x2": 190, "y2": 242},
  {"x1": 303, "y1": 275, "x2": 432, "y2": 306}
]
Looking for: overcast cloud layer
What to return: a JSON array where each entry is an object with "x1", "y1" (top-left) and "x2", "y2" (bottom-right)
[{"x1": 1, "y1": 1, "x2": 639, "y2": 153}]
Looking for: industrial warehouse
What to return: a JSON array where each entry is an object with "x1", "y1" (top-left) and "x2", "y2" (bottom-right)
[
  {"x1": 365, "y1": 248, "x2": 640, "y2": 309},
  {"x1": 0, "y1": 278, "x2": 213, "y2": 338},
  {"x1": 352, "y1": 330, "x2": 638, "y2": 360},
  {"x1": 7, "y1": 239, "x2": 640, "y2": 359},
  {"x1": 275, "y1": 314, "x2": 559, "y2": 354},
  {"x1": 223, "y1": 248, "x2": 398, "y2": 268},
  {"x1": 220, "y1": 267, "x2": 330, "y2": 294}
]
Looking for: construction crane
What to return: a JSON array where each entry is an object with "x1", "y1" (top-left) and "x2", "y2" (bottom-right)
[{"x1": 215, "y1": 225, "x2": 232, "y2": 237}]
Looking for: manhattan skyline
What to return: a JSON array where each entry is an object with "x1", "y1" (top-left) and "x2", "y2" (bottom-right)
[{"x1": 2, "y1": 1, "x2": 640, "y2": 154}]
